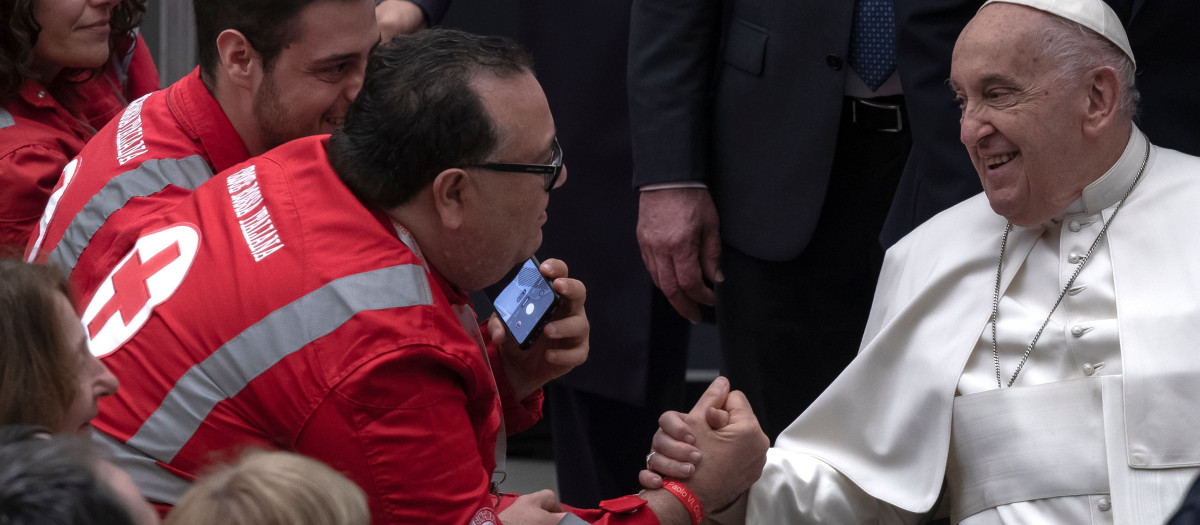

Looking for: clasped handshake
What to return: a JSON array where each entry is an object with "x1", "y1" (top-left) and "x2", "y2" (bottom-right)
[{"x1": 642, "y1": 377, "x2": 771, "y2": 516}]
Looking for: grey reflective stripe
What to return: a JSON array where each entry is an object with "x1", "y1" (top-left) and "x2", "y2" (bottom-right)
[
  {"x1": 93, "y1": 430, "x2": 192, "y2": 505},
  {"x1": 0, "y1": 108, "x2": 14, "y2": 129},
  {"x1": 126, "y1": 264, "x2": 433, "y2": 463},
  {"x1": 49, "y1": 155, "x2": 212, "y2": 276}
]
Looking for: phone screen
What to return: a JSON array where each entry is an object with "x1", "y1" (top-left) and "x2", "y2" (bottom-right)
[{"x1": 489, "y1": 257, "x2": 560, "y2": 348}]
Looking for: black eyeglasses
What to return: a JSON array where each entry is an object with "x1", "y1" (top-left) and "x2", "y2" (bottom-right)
[{"x1": 474, "y1": 137, "x2": 564, "y2": 192}]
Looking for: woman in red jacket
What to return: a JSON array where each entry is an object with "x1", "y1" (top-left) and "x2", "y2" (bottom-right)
[{"x1": 0, "y1": 0, "x2": 158, "y2": 252}]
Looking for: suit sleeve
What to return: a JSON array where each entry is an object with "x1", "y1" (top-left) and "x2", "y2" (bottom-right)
[
  {"x1": 880, "y1": 0, "x2": 981, "y2": 247},
  {"x1": 394, "y1": 0, "x2": 451, "y2": 26},
  {"x1": 627, "y1": 0, "x2": 724, "y2": 188},
  {"x1": 297, "y1": 345, "x2": 505, "y2": 525}
]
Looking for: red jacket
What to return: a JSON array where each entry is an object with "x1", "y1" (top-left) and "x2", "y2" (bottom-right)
[
  {"x1": 80, "y1": 136, "x2": 658, "y2": 525},
  {"x1": 25, "y1": 67, "x2": 247, "y2": 299},
  {"x1": 0, "y1": 33, "x2": 157, "y2": 251}
]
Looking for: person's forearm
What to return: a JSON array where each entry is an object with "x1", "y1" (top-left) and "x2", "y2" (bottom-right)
[{"x1": 641, "y1": 489, "x2": 692, "y2": 525}]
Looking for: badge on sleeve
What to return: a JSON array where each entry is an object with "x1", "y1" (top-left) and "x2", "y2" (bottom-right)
[
  {"x1": 470, "y1": 508, "x2": 498, "y2": 525},
  {"x1": 82, "y1": 224, "x2": 200, "y2": 357}
]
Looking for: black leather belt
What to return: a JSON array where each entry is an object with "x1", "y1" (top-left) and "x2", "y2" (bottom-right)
[{"x1": 846, "y1": 95, "x2": 906, "y2": 133}]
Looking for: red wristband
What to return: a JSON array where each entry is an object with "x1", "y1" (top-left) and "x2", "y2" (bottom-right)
[{"x1": 661, "y1": 480, "x2": 703, "y2": 525}]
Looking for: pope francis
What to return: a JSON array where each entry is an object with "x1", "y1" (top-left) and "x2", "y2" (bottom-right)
[{"x1": 644, "y1": 0, "x2": 1200, "y2": 523}]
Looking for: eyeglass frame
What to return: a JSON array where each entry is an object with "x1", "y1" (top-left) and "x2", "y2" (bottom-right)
[{"x1": 473, "y1": 137, "x2": 564, "y2": 192}]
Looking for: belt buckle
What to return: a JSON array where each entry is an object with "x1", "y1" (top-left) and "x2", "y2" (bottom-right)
[{"x1": 852, "y1": 98, "x2": 904, "y2": 133}]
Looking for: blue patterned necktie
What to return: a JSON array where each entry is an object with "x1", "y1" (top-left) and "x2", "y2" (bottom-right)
[{"x1": 849, "y1": 0, "x2": 897, "y2": 91}]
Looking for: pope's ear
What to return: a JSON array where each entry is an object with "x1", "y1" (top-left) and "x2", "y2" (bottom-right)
[
  {"x1": 431, "y1": 168, "x2": 471, "y2": 229},
  {"x1": 214, "y1": 29, "x2": 261, "y2": 91},
  {"x1": 1082, "y1": 65, "x2": 1122, "y2": 137}
]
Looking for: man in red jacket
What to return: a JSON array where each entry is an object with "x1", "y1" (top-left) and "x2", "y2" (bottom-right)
[
  {"x1": 25, "y1": 0, "x2": 378, "y2": 297},
  {"x1": 78, "y1": 29, "x2": 768, "y2": 524}
]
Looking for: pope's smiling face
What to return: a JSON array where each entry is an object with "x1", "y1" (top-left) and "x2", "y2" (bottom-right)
[{"x1": 951, "y1": 3, "x2": 1096, "y2": 226}]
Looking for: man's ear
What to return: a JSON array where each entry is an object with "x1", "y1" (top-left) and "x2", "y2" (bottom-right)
[
  {"x1": 1082, "y1": 66, "x2": 1122, "y2": 137},
  {"x1": 214, "y1": 29, "x2": 261, "y2": 91},
  {"x1": 431, "y1": 168, "x2": 472, "y2": 229}
]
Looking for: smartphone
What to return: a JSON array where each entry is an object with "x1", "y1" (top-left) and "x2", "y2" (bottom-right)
[{"x1": 487, "y1": 256, "x2": 561, "y2": 349}]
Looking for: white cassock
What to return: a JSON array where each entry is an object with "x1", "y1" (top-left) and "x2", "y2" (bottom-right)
[{"x1": 722, "y1": 128, "x2": 1200, "y2": 524}]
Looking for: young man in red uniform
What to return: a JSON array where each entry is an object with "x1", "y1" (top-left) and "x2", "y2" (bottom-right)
[
  {"x1": 76, "y1": 30, "x2": 768, "y2": 524},
  {"x1": 24, "y1": 0, "x2": 378, "y2": 296}
]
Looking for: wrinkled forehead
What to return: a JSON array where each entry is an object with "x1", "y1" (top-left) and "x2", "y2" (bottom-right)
[
  {"x1": 951, "y1": 3, "x2": 1053, "y2": 82},
  {"x1": 980, "y1": 0, "x2": 1135, "y2": 64},
  {"x1": 959, "y1": 2, "x2": 1050, "y2": 52}
]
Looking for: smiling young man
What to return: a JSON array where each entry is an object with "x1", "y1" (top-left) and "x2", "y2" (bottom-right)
[{"x1": 25, "y1": 0, "x2": 378, "y2": 297}]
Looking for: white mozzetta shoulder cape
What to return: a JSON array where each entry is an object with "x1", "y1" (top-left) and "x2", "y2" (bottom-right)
[{"x1": 759, "y1": 139, "x2": 1200, "y2": 519}]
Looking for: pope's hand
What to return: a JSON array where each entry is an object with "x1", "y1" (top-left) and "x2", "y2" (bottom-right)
[{"x1": 641, "y1": 377, "x2": 765, "y2": 513}]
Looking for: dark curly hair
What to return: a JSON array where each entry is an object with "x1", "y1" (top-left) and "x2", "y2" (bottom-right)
[{"x1": 1, "y1": 0, "x2": 146, "y2": 100}]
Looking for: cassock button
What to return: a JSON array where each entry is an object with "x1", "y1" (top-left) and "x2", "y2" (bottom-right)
[
  {"x1": 1098, "y1": 498, "x2": 1111, "y2": 511},
  {"x1": 1068, "y1": 220, "x2": 1082, "y2": 232},
  {"x1": 1068, "y1": 253, "x2": 1082, "y2": 264},
  {"x1": 1071, "y1": 326, "x2": 1085, "y2": 337},
  {"x1": 37, "y1": 91, "x2": 46, "y2": 99},
  {"x1": 1083, "y1": 363, "x2": 1096, "y2": 376}
]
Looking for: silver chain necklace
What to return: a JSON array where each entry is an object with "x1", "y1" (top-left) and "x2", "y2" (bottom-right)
[{"x1": 991, "y1": 137, "x2": 1151, "y2": 388}]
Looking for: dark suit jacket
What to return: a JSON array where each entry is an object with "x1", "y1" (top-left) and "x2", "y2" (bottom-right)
[
  {"x1": 1125, "y1": 0, "x2": 1200, "y2": 155},
  {"x1": 520, "y1": 0, "x2": 688, "y2": 405},
  {"x1": 407, "y1": 0, "x2": 451, "y2": 25},
  {"x1": 1169, "y1": 474, "x2": 1200, "y2": 524},
  {"x1": 879, "y1": 0, "x2": 979, "y2": 245},
  {"x1": 880, "y1": 0, "x2": 1200, "y2": 246},
  {"x1": 629, "y1": 0, "x2": 857, "y2": 262}
]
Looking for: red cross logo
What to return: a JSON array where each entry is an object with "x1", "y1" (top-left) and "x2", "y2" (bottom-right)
[{"x1": 87, "y1": 241, "x2": 182, "y2": 338}]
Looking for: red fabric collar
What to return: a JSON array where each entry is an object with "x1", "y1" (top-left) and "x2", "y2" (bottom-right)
[
  {"x1": 168, "y1": 68, "x2": 251, "y2": 174},
  {"x1": 7, "y1": 80, "x2": 93, "y2": 142}
]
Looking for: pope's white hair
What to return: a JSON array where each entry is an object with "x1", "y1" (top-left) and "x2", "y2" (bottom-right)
[{"x1": 1038, "y1": 13, "x2": 1140, "y2": 120}]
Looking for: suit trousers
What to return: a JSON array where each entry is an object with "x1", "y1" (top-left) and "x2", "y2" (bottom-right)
[
  {"x1": 716, "y1": 96, "x2": 912, "y2": 440},
  {"x1": 548, "y1": 292, "x2": 690, "y2": 505}
]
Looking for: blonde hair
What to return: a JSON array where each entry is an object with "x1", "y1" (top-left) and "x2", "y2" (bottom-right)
[{"x1": 166, "y1": 450, "x2": 369, "y2": 525}]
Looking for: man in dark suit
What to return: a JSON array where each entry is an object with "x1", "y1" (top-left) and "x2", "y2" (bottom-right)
[
  {"x1": 519, "y1": 0, "x2": 693, "y2": 505},
  {"x1": 629, "y1": 0, "x2": 911, "y2": 439},
  {"x1": 881, "y1": 0, "x2": 1200, "y2": 246}
]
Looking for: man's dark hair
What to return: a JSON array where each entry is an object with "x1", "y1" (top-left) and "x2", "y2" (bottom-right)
[
  {"x1": 193, "y1": 0, "x2": 353, "y2": 80},
  {"x1": 329, "y1": 28, "x2": 535, "y2": 209},
  {"x1": 0, "y1": 429, "x2": 134, "y2": 525}
]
